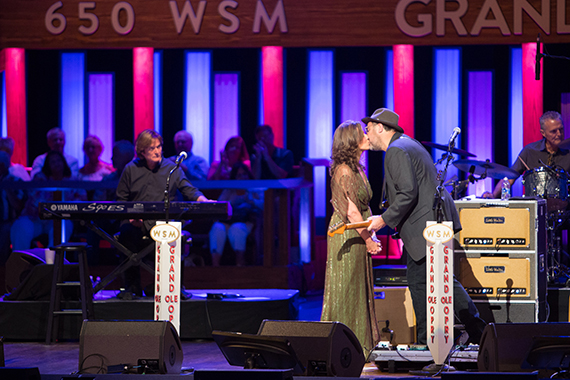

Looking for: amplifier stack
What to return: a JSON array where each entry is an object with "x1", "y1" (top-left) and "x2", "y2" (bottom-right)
[{"x1": 454, "y1": 199, "x2": 548, "y2": 323}]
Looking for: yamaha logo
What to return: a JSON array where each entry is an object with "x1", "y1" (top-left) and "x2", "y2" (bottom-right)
[{"x1": 50, "y1": 204, "x2": 78, "y2": 211}]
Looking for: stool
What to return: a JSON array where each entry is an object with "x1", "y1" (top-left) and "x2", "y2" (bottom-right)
[{"x1": 46, "y1": 242, "x2": 93, "y2": 344}]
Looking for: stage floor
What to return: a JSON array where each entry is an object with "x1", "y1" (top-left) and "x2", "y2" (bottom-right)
[
  {"x1": 1, "y1": 290, "x2": 555, "y2": 379},
  {"x1": 4, "y1": 339, "x2": 429, "y2": 379}
]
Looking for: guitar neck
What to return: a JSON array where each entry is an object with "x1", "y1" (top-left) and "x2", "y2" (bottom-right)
[{"x1": 345, "y1": 221, "x2": 371, "y2": 230}]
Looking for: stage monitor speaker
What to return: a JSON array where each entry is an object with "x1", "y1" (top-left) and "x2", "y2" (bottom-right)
[
  {"x1": 477, "y1": 322, "x2": 570, "y2": 372},
  {"x1": 79, "y1": 320, "x2": 183, "y2": 374},
  {"x1": 257, "y1": 320, "x2": 365, "y2": 377},
  {"x1": 5, "y1": 249, "x2": 47, "y2": 294},
  {"x1": 4, "y1": 263, "x2": 79, "y2": 301}
]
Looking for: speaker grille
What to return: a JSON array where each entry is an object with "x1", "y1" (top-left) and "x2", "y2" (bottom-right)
[
  {"x1": 79, "y1": 320, "x2": 182, "y2": 374},
  {"x1": 257, "y1": 320, "x2": 365, "y2": 377}
]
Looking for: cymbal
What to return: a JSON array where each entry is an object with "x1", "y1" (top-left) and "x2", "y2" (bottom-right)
[
  {"x1": 421, "y1": 141, "x2": 476, "y2": 157},
  {"x1": 453, "y1": 159, "x2": 519, "y2": 179}
]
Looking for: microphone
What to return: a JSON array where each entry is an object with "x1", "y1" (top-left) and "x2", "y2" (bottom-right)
[
  {"x1": 535, "y1": 33, "x2": 542, "y2": 81},
  {"x1": 448, "y1": 127, "x2": 461, "y2": 150},
  {"x1": 175, "y1": 151, "x2": 188, "y2": 165}
]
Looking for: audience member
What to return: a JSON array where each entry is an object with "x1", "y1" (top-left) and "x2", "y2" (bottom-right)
[
  {"x1": 78, "y1": 135, "x2": 114, "y2": 182},
  {"x1": 11, "y1": 151, "x2": 86, "y2": 251},
  {"x1": 170, "y1": 130, "x2": 209, "y2": 181},
  {"x1": 94, "y1": 140, "x2": 135, "y2": 201},
  {"x1": 89, "y1": 140, "x2": 135, "y2": 265},
  {"x1": 0, "y1": 137, "x2": 31, "y2": 181},
  {"x1": 207, "y1": 136, "x2": 250, "y2": 180},
  {"x1": 251, "y1": 125, "x2": 294, "y2": 179},
  {"x1": 0, "y1": 151, "x2": 27, "y2": 264},
  {"x1": 31, "y1": 128, "x2": 79, "y2": 178},
  {"x1": 209, "y1": 162, "x2": 263, "y2": 266}
]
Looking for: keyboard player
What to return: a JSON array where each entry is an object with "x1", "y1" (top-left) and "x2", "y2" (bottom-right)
[{"x1": 116, "y1": 129, "x2": 210, "y2": 299}]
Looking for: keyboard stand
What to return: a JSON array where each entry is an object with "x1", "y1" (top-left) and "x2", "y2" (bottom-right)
[{"x1": 82, "y1": 220, "x2": 155, "y2": 294}]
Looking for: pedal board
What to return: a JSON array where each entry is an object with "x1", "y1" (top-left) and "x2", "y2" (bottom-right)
[{"x1": 370, "y1": 345, "x2": 479, "y2": 373}]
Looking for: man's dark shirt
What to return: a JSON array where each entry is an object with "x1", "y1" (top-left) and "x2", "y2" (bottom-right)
[
  {"x1": 260, "y1": 147, "x2": 294, "y2": 179},
  {"x1": 117, "y1": 157, "x2": 203, "y2": 231},
  {"x1": 512, "y1": 138, "x2": 570, "y2": 175}
]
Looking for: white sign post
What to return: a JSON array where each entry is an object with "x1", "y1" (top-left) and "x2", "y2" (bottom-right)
[
  {"x1": 423, "y1": 221, "x2": 454, "y2": 365},
  {"x1": 151, "y1": 221, "x2": 182, "y2": 335}
]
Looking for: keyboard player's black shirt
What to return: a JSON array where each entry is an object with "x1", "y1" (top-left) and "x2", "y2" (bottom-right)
[{"x1": 117, "y1": 157, "x2": 204, "y2": 231}]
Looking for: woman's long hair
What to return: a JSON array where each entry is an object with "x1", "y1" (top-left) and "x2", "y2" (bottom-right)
[
  {"x1": 225, "y1": 136, "x2": 250, "y2": 162},
  {"x1": 330, "y1": 120, "x2": 365, "y2": 176}
]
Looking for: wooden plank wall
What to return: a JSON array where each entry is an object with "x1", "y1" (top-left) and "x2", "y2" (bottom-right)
[{"x1": 1, "y1": 0, "x2": 570, "y2": 49}]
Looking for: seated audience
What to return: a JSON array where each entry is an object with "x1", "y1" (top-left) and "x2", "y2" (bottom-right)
[
  {"x1": 209, "y1": 162, "x2": 263, "y2": 266},
  {"x1": 170, "y1": 130, "x2": 209, "y2": 181},
  {"x1": 89, "y1": 140, "x2": 135, "y2": 265},
  {"x1": 11, "y1": 151, "x2": 86, "y2": 251},
  {"x1": 207, "y1": 136, "x2": 250, "y2": 180},
  {"x1": 31, "y1": 127, "x2": 79, "y2": 178},
  {"x1": 0, "y1": 151, "x2": 27, "y2": 264},
  {"x1": 0, "y1": 137, "x2": 31, "y2": 181},
  {"x1": 78, "y1": 135, "x2": 114, "y2": 182},
  {"x1": 93, "y1": 140, "x2": 135, "y2": 201},
  {"x1": 251, "y1": 125, "x2": 294, "y2": 179}
]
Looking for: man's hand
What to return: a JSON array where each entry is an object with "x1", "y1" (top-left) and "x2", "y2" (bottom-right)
[
  {"x1": 253, "y1": 141, "x2": 269, "y2": 159},
  {"x1": 197, "y1": 195, "x2": 212, "y2": 202},
  {"x1": 129, "y1": 219, "x2": 143, "y2": 228},
  {"x1": 367, "y1": 215, "x2": 386, "y2": 233}
]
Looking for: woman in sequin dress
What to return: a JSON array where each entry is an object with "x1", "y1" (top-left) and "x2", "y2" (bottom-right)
[{"x1": 321, "y1": 121, "x2": 382, "y2": 357}]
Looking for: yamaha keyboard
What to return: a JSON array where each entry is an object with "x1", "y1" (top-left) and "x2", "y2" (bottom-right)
[{"x1": 39, "y1": 201, "x2": 232, "y2": 220}]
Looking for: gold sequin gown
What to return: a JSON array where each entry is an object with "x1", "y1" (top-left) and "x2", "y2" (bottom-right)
[{"x1": 321, "y1": 164, "x2": 380, "y2": 357}]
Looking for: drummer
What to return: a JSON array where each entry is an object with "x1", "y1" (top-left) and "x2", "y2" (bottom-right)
[{"x1": 485, "y1": 111, "x2": 570, "y2": 198}]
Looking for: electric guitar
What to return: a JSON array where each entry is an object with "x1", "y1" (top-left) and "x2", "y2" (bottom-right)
[{"x1": 327, "y1": 220, "x2": 371, "y2": 237}]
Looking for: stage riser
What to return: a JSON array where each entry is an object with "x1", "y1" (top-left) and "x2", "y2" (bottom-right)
[{"x1": 0, "y1": 295, "x2": 297, "y2": 341}]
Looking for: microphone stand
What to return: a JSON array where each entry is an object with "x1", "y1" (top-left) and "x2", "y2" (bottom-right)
[
  {"x1": 164, "y1": 161, "x2": 183, "y2": 224},
  {"x1": 433, "y1": 140, "x2": 456, "y2": 223},
  {"x1": 535, "y1": 33, "x2": 570, "y2": 81}
]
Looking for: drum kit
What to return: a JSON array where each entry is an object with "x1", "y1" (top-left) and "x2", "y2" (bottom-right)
[{"x1": 423, "y1": 141, "x2": 570, "y2": 285}]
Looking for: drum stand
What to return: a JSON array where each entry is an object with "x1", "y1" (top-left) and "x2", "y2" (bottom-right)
[{"x1": 546, "y1": 211, "x2": 570, "y2": 285}]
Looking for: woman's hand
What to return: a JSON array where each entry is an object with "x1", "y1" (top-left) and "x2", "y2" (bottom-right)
[{"x1": 366, "y1": 236, "x2": 382, "y2": 255}]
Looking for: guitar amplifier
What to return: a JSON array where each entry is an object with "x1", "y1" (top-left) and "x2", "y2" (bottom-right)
[
  {"x1": 454, "y1": 199, "x2": 547, "y2": 322},
  {"x1": 456, "y1": 254, "x2": 545, "y2": 301},
  {"x1": 454, "y1": 199, "x2": 547, "y2": 253},
  {"x1": 373, "y1": 265, "x2": 407, "y2": 286}
]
